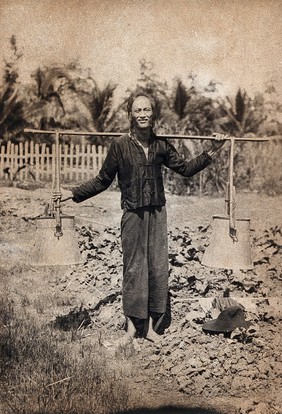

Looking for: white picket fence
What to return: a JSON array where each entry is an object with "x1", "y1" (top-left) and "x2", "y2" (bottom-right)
[{"x1": 0, "y1": 141, "x2": 108, "y2": 182}]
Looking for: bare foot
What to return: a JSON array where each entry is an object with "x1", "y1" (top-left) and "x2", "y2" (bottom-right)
[
  {"x1": 145, "y1": 316, "x2": 161, "y2": 343},
  {"x1": 103, "y1": 317, "x2": 136, "y2": 350},
  {"x1": 146, "y1": 329, "x2": 161, "y2": 343},
  {"x1": 115, "y1": 316, "x2": 136, "y2": 347}
]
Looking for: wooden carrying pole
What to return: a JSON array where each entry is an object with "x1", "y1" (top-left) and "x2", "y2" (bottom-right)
[{"x1": 24, "y1": 129, "x2": 270, "y2": 142}]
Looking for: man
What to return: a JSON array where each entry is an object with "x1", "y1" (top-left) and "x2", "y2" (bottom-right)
[{"x1": 62, "y1": 93, "x2": 226, "y2": 343}]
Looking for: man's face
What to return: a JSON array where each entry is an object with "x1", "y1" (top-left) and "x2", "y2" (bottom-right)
[{"x1": 130, "y1": 96, "x2": 153, "y2": 130}]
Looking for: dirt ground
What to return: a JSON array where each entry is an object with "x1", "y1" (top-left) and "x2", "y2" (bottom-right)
[{"x1": 0, "y1": 185, "x2": 281, "y2": 414}]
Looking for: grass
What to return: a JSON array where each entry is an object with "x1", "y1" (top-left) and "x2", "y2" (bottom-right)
[{"x1": 0, "y1": 295, "x2": 130, "y2": 414}]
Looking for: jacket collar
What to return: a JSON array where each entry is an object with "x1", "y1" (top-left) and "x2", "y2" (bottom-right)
[{"x1": 129, "y1": 130, "x2": 156, "y2": 145}]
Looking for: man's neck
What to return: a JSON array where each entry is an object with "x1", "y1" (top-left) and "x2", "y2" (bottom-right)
[{"x1": 133, "y1": 127, "x2": 151, "y2": 146}]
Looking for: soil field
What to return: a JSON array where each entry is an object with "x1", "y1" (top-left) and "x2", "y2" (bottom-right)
[{"x1": 0, "y1": 186, "x2": 281, "y2": 414}]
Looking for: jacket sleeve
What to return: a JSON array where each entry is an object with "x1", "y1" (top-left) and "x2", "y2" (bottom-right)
[
  {"x1": 163, "y1": 140, "x2": 212, "y2": 177},
  {"x1": 71, "y1": 139, "x2": 119, "y2": 203}
]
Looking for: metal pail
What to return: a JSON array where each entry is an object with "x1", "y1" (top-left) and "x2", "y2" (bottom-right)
[
  {"x1": 202, "y1": 214, "x2": 253, "y2": 270},
  {"x1": 31, "y1": 215, "x2": 83, "y2": 266}
]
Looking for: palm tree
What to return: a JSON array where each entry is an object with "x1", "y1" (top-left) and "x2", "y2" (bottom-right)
[
  {"x1": 0, "y1": 36, "x2": 26, "y2": 142},
  {"x1": 172, "y1": 78, "x2": 189, "y2": 120},
  {"x1": 80, "y1": 78, "x2": 116, "y2": 132},
  {"x1": 219, "y1": 88, "x2": 267, "y2": 136},
  {"x1": 25, "y1": 64, "x2": 96, "y2": 134},
  {"x1": 24, "y1": 62, "x2": 121, "y2": 145}
]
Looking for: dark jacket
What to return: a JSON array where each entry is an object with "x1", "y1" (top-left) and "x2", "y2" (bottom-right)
[{"x1": 72, "y1": 133, "x2": 212, "y2": 209}]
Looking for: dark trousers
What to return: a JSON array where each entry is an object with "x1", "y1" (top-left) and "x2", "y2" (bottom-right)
[{"x1": 121, "y1": 205, "x2": 169, "y2": 320}]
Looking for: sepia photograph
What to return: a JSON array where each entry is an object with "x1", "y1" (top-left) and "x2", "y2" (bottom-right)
[{"x1": 0, "y1": 1, "x2": 281, "y2": 413}]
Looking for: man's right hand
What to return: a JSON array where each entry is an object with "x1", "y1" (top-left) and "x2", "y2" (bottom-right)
[{"x1": 60, "y1": 188, "x2": 74, "y2": 202}]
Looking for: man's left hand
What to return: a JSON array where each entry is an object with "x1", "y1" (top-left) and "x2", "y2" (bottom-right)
[
  {"x1": 207, "y1": 133, "x2": 228, "y2": 157},
  {"x1": 211, "y1": 133, "x2": 228, "y2": 150}
]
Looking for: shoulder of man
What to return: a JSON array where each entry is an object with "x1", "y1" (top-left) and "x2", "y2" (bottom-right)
[
  {"x1": 111, "y1": 133, "x2": 130, "y2": 146},
  {"x1": 151, "y1": 132, "x2": 166, "y2": 143},
  {"x1": 154, "y1": 134, "x2": 174, "y2": 149}
]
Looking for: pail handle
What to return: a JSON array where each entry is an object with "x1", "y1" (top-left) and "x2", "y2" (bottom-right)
[
  {"x1": 52, "y1": 131, "x2": 63, "y2": 238},
  {"x1": 229, "y1": 138, "x2": 238, "y2": 241}
]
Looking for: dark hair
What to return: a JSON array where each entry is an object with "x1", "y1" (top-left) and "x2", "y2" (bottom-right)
[{"x1": 127, "y1": 92, "x2": 159, "y2": 130}]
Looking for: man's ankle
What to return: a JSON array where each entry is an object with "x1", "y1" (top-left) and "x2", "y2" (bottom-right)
[{"x1": 126, "y1": 316, "x2": 136, "y2": 338}]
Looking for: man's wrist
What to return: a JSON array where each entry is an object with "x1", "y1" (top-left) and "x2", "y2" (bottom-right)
[{"x1": 207, "y1": 149, "x2": 216, "y2": 157}]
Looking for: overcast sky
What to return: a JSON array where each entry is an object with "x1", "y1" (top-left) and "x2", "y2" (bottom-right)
[{"x1": 1, "y1": 0, "x2": 281, "y2": 103}]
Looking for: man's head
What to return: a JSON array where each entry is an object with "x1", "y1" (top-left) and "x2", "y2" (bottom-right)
[{"x1": 127, "y1": 93, "x2": 157, "y2": 131}]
